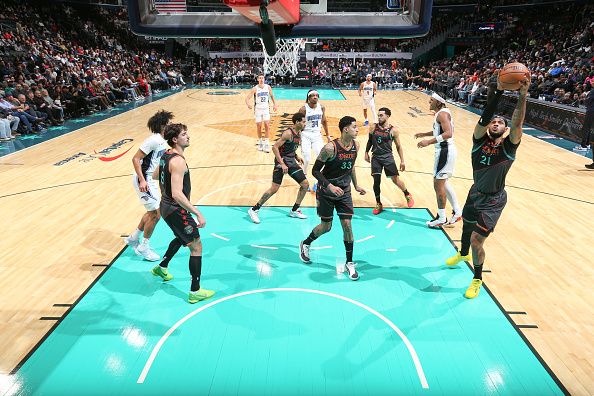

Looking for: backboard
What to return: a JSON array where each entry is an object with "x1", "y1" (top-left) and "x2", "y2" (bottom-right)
[{"x1": 127, "y1": 0, "x2": 433, "y2": 39}]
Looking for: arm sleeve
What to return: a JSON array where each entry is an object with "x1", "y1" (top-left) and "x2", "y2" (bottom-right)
[
  {"x1": 312, "y1": 160, "x2": 330, "y2": 188},
  {"x1": 478, "y1": 89, "x2": 504, "y2": 126}
]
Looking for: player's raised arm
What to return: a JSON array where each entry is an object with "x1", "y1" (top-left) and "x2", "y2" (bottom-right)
[{"x1": 509, "y1": 78, "x2": 529, "y2": 144}]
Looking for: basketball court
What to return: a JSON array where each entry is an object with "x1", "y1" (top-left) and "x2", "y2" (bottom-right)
[{"x1": 1, "y1": 87, "x2": 592, "y2": 395}]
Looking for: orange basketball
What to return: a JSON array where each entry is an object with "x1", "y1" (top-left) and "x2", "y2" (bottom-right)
[{"x1": 498, "y1": 62, "x2": 530, "y2": 90}]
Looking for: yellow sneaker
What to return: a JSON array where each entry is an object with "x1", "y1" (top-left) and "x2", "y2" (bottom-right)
[
  {"x1": 464, "y1": 279, "x2": 482, "y2": 299},
  {"x1": 188, "y1": 289, "x2": 215, "y2": 304},
  {"x1": 445, "y1": 252, "x2": 471, "y2": 266}
]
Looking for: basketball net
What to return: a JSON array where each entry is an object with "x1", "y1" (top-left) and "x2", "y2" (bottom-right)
[{"x1": 262, "y1": 38, "x2": 307, "y2": 76}]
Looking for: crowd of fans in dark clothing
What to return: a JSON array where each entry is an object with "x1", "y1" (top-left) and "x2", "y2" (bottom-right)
[{"x1": 0, "y1": 0, "x2": 186, "y2": 139}]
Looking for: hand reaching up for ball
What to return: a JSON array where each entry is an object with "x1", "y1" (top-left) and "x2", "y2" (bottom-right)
[{"x1": 518, "y1": 77, "x2": 530, "y2": 96}]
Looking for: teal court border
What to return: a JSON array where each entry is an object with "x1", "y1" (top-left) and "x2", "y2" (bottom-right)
[{"x1": 11, "y1": 205, "x2": 568, "y2": 394}]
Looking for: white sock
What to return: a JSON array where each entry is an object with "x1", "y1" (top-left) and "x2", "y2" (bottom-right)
[
  {"x1": 140, "y1": 237, "x2": 149, "y2": 245},
  {"x1": 445, "y1": 181, "x2": 461, "y2": 215},
  {"x1": 131, "y1": 229, "x2": 142, "y2": 240},
  {"x1": 437, "y1": 208, "x2": 446, "y2": 221}
]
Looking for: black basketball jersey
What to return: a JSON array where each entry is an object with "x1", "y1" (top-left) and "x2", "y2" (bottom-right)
[
  {"x1": 322, "y1": 139, "x2": 357, "y2": 188},
  {"x1": 159, "y1": 151, "x2": 191, "y2": 216},
  {"x1": 370, "y1": 123, "x2": 394, "y2": 156},
  {"x1": 471, "y1": 134, "x2": 519, "y2": 194},
  {"x1": 278, "y1": 127, "x2": 300, "y2": 159}
]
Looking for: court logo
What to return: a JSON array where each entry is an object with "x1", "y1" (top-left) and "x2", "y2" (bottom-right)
[{"x1": 54, "y1": 139, "x2": 134, "y2": 166}]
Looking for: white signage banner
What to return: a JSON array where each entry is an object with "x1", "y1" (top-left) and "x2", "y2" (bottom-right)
[
  {"x1": 306, "y1": 52, "x2": 413, "y2": 60},
  {"x1": 209, "y1": 52, "x2": 263, "y2": 59},
  {"x1": 208, "y1": 51, "x2": 413, "y2": 60}
]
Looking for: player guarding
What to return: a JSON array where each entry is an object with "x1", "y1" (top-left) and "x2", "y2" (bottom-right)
[
  {"x1": 248, "y1": 112, "x2": 309, "y2": 223},
  {"x1": 359, "y1": 74, "x2": 377, "y2": 126},
  {"x1": 415, "y1": 93, "x2": 462, "y2": 228},
  {"x1": 446, "y1": 76, "x2": 529, "y2": 299},
  {"x1": 125, "y1": 110, "x2": 174, "y2": 261},
  {"x1": 245, "y1": 74, "x2": 277, "y2": 153},
  {"x1": 365, "y1": 107, "x2": 414, "y2": 214},
  {"x1": 299, "y1": 90, "x2": 331, "y2": 192},
  {"x1": 299, "y1": 116, "x2": 366, "y2": 281}
]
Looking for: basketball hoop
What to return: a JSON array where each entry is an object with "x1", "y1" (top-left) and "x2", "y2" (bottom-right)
[{"x1": 262, "y1": 38, "x2": 307, "y2": 76}]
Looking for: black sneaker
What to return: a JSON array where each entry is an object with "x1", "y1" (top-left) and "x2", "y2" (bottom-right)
[
  {"x1": 586, "y1": 163, "x2": 594, "y2": 170},
  {"x1": 299, "y1": 241, "x2": 311, "y2": 263}
]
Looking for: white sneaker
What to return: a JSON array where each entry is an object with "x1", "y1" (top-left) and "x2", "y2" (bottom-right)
[
  {"x1": 289, "y1": 209, "x2": 307, "y2": 219},
  {"x1": 299, "y1": 241, "x2": 311, "y2": 263},
  {"x1": 124, "y1": 235, "x2": 139, "y2": 249},
  {"x1": 134, "y1": 242, "x2": 160, "y2": 261},
  {"x1": 263, "y1": 141, "x2": 270, "y2": 153},
  {"x1": 248, "y1": 208, "x2": 261, "y2": 224},
  {"x1": 257, "y1": 140, "x2": 263, "y2": 151},
  {"x1": 426, "y1": 218, "x2": 447, "y2": 229},
  {"x1": 345, "y1": 262, "x2": 359, "y2": 281},
  {"x1": 445, "y1": 213, "x2": 462, "y2": 227}
]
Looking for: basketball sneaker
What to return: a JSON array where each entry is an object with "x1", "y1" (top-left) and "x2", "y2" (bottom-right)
[
  {"x1": 363, "y1": 120, "x2": 369, "y2": 126},
  {"x1": 445, "y1": 212, "x2": 462, "y2": 227},
  {"x1": 289, "y1": 209, "x2": 307, "y2": 219},
  {"x1": 426, "y1": 217, "x2": 447, "y2": 229},
  {"x1": 586, "y1": 163, "x2": 594, "y2": 170},
  {"x1": 372, "y1": 203, "x2": 383, "y2": 215},
  {"x1": 151, "y1": 265, "x2": 173, "y2": 281},
  {"x1": 248, "y1": 208, "x2": 261, "y2": 224},
  {"x1": 188, "y1": 289, "x2": 215, "y2": 304},
  {"x1": 299, "y1": 241, "x2": 311, "y2": 263},
  {"x1": 345, "y1": 262, "x2": 359, "y2": 281},
  {"x1": 464, "y1": 279, "x2": 482, "y2": 299},
  {"x1": 124, "y1": 235, "x2": 139, "y2": 249},
  {"x1": 263, "y1": 140, "x2": 270, "y2": 153},
  {"x1": 257, "y1": 139, "x2": 263, "y2": 151},
  {"x1": 445, "y1": 251, "x2": 471, "y2": 266},
  {"x1": 405, "y1": 193, "x2": 414, "y2": 208},
  {"x1": 312, "y1": 182, "x2": 318, "y2": 193},
  {"x1": 135, "y1": 241, "x2": 160, "y2": 261}
]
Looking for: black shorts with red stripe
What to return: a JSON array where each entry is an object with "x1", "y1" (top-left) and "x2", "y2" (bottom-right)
[
  {"x1": 163, "y1": 207, "x2": 201, "y2": 245},
  {"x1": 462, "y1": 184, "x2": 507, "y2": 237}
]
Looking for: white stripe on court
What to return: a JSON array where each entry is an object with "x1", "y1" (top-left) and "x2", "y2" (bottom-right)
[
  {"x1": 309, "y1": 246, "x2": 332, "y2": 250},
  {"x1": 355, "y1": 235, "x2": 375, "y2": 243},
  {"x1": 136, "y1": 288, "x2": 429, "y2": 389},
  {"x1": 386, "y1": 248, "x2": 398, "y2": 252},
  {"x1": 210, "y1": 233, "x2": 230, "y2": 241},
  {"x1": 251, "y1": 245, "x2": 278, "y2": 250},
  {"x1": 386, "y1": 220, "x2": 395, "y2": 229}
]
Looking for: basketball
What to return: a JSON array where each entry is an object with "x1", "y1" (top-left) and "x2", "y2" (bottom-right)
[{"x1": 498, "y1": 62, "x2": 530, "y2": 90}]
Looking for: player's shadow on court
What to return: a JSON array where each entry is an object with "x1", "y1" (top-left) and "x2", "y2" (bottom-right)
[
  {"x1": 237, "y1": 243, "x2": 304, "y2": 266},
  {"x1": 321, "y1": 289, "x2": 465, "y2": 381}
]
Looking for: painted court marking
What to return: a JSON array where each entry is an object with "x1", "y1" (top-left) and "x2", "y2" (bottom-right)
[
  {"x1": 210, "y1": 233, "x2": 230, "y2": 241},
  {"x1": 309, "y1": 246, "x2": 332, "y2": 250},
  {"x1": 137, "y1": 287, "x2": 429, "y2": 389},
  {"x1": 355, "y1": 235, "x2": 375, "y2": 243},
  {"x1": 251, "y1": 245, "x2": 278, "y2": 250},
  {"x1": 386, "y1": 220, "x2": 395, "y2": 229}
]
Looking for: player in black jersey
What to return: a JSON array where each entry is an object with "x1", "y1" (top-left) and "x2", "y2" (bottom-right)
[
  {"x1": 248, "y1": 113, "x2": 310, "y2": 223},
  {"x1": 364, "y1": 107, "x2": 414, "y2": 215},
  {"x1": 446, "y1": 76, "x2": 529, "y2": 299},
  {"x1": 150, "y1": 123, "x2": 215, "y2": 304},
  {"x1": 299, "y1": 116, "x2": 366, "y2": 281}
]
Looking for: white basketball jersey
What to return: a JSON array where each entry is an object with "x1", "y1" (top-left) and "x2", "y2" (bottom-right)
[
  {"x1": 303, "y1": 103, "x2": 323, "y2": 135},
  {"x1": 362, "y1": 81, "x2": 375, "y2": 99},
  {"x1": 433, "y1": 108, "x2": 454, "y2": 149},
  {"x1": 254, "y1": 84, "x2": 270, "y2": 110}
]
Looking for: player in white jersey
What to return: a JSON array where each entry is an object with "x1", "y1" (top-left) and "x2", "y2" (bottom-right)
[
  {"x1": 298, "y1": 90, "x2": 330, "y2": 191},
  {"x1": 125, "y1": 110, "x2": 174, "y2": 261},
  {"x1": 358, "y1": 74, "x2": 377, "y2": 126},
  {"x1": 245, "y1": 74, "x2": 277, "y2": 153},
  {"x1": 415, "y1": 93, "x2": 462, "y2": 228}
]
